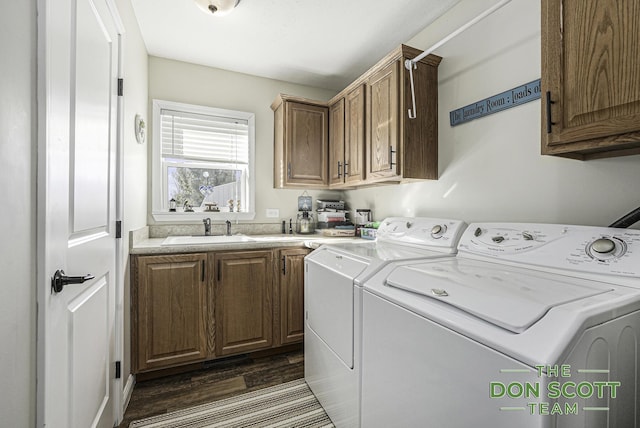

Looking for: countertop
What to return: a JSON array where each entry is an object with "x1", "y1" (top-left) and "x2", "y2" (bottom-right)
[{"x1": 130, "y1": 233, "x2": 366, "y2": 255}]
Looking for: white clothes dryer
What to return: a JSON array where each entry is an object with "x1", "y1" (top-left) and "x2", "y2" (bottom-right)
[
  {"x1": 304, "y1": 217, "x2": 467, "y2": 427},
  {"x1": 361, "y1": 223, "x2": 640, "y2": 428}
]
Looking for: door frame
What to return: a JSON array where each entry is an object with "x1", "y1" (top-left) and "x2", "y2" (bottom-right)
[
  {"x1": 112, "y1": 2, "x2": 126, "y2": 422},
  {"x1": 35, "y1": 0, "x2": 126, "y2": 425}
]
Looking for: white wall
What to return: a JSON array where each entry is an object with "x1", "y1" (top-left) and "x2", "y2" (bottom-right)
[
  {"x1": 147, "y1": 56, "x2": 342, "y2": 224},
  {"x1": 0, "y1": 1, "x2": 36, "y2": 426},
  {"x1": 344, "y1": 0, "x2": 640, "y2": 228},
  {"x1": 115, "y1": 0, "x2": 149, "y2": 400}
]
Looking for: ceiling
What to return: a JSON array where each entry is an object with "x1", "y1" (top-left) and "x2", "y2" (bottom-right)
[{"x1": 131, "y1": 0, "x2": 462, "y2": 91}]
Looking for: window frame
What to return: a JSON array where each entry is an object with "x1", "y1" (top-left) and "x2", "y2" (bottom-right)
[{"x1": 151, "y1": 99, "x2": 256, "y2": 222}]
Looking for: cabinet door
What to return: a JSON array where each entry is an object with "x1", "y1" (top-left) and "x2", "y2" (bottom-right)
[
  {"x1": 345, "y1": 84, "x2": 366, "y2": 184},
  {"x1": 214, "y1": 251, "x2": 273, "y2": 356},
  {"x1": 542, "y1": 0, "x2": 640, "y2": 159},
  {"x1": 278, "y1": 248, "x2": 311, "y2": 345},
  {"x1": 134, "y1": 253, "x2": 207, "y2": 372},
  {"x1": 367, "y1": 61, "x2": 400, "y2": 179},
  {"x1": 329, "y1": 98, "x2": 345, "y2": 186},
  {"x1": 285, "y1": 101, "x2": 329, "y2": 186}
]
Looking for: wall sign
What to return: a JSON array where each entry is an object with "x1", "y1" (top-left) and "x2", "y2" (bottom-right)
[{"x1": 449, "y1": 79, "x2": 541, "y2": 126}]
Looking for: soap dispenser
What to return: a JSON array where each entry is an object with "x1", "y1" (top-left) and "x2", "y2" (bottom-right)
[{"x1": 296, "y1": 211, "x2": 315, "y2": 234}]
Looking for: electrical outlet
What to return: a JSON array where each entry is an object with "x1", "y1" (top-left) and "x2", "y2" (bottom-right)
[{"x1": 266, "y1": 208, "x2": 280, "y2": 218}]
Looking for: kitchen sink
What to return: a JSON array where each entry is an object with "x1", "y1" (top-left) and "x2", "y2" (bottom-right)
[{"x1": 161, "y1": 235, "x2": 255, "y2": 246}]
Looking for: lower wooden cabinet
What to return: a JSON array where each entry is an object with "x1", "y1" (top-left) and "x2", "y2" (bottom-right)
[
  {"x1": 132, "y1": 247, "x2": 309, "y2": 374},
  {"x1": 214, "y1": 250, "x2": 274, "y2": 356},
  {"x1": 277, "y1": 248, "x2": 311, "y2": 345},
  {"x1": 132, "y1": 253, "x2": 208, "y2": 372}
]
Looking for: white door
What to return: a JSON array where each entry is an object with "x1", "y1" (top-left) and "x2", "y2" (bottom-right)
[{"x1": 37, "y1": 0, "x2": 122, "y2": 427}]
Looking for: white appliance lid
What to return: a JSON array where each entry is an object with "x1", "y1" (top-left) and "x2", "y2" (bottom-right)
[
  {"x1": 323, "y1": 241, "x2": 447, "y2": 262},
  {"x1": 385, "y1": 260, "x2": 614, "y2": 333}
]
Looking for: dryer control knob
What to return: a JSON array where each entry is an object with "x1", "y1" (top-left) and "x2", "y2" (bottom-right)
[
  {"x1": 591, "y1": 238, "x2": 616, "y2": 254},
  {"x1": 431, "y1": 224, "x2": 447, "y2": 238}
]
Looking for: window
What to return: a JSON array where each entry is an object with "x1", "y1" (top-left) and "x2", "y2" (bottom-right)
[{"x1": 152, "y1": 100, "x2": 255, "y2": 221}]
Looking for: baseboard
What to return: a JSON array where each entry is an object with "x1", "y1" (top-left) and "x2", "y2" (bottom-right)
[{"x1": 123, "y1": 374, "x2": 135, "y2": 412}]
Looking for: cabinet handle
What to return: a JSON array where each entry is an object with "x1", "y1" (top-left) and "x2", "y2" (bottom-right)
[
  {"x1": 217, "y1": 260, "x2": 221, "y2": 282},
  {"x1": 287, "y1": 162, "x2": 292, "y2": 178},
  {"x1": 546, "y1": 91, "x2": 556, "y2": 134},
  {"x1": 389, "y1": 146, "x2": 396, "y2": 170},
  {"x1": 337, "y1": 161, "x2": 342, "y2": 178},
  {"x1": 201, "y1": 260, "x2": 205, "y2": 282},
  {"x1": 344, "y1": 162, "x2": 349, "y2": 176},
  {"x1": 282, "y1": 256, "x2": 287, "y2": 275}
]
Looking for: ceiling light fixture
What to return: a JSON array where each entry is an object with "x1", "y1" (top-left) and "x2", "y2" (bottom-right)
[{"x1": 195, "y1": 0, "x2": 240, "y2": 17}]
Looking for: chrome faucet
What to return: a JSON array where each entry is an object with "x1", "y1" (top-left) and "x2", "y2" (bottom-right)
[
  {"x1": 203, "y1": 218, "x2": 211, "y2": 236},
  {"x1": 225, "y1": 220, "x2": 232, "y2": 236}
]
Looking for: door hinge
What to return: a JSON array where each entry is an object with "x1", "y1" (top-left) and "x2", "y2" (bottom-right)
[
  {"x1": 117, "y1": 78, "x2": 123, "y2": 96},
  {"x1": 115, "y1": 220, "x2": 122, "y2": 239},
  {"x1": 115, "y1": 361, "x2": 121, "y2": 379}
]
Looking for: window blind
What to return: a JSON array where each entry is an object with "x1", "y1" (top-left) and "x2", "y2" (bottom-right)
[{"x1": 160, "y1": 109, "x2": 249, "y2": 164}]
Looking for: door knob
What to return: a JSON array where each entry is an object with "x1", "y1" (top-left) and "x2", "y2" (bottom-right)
[{"x1": 51, "y1": 269, "x2": 94, "y2": 293}]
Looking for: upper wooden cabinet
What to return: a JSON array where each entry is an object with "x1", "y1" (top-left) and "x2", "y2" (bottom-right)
[
  {"x1": 542, "y1": 0, "x2": 640, "y2": 159},
  {"x1": 367, "y1": 61, "x2": 400, "y2": 180},
  {"x1": 329, "y1": 98, "x2": 345, "y2": 186},
  {"x1": 272, "y1": 95, "x2": 329, "y2": 188},
  {"x1": 329, "y1": 85, "x2": 366, "y2": 187},
  {"x1": 273, "y1": 45, "x2": 441, "y2": 189},
  {"x1": 132, "y1": 253, "x2": 208, "y2": 372},
  {"x1": 344, "y1": 85, "x2": 367, "y2": 185},
  {"x1": 333, "y1": 45, "x2": 441, "y2": 185},
  {"x1": 374, "y1": 46, "x2": 441, "y2": 183}
]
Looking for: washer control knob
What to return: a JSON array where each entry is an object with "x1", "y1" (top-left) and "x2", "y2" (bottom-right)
[
  {"x1": 492, "y1": 236, "x2": 505, "y2": 243},
  {"x1": 522, "y1": 232, "x2": 534, "y2": 241},
  {"x1": 591, "y1": 238, "x2": 616, "y2": 254},
  {"x1": 431, "y1": 224, "x2": 447, "y2": 238}
]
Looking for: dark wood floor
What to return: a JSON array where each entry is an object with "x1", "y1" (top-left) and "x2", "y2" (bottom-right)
[{"x1": 118, "y1": 346, "x2": 304, "y2": 428}]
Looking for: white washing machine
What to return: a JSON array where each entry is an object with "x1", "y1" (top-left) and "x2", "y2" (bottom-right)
[
  {"x1": 304, "y1": 217, "x2": 467, "y2": 427},
  {"x1": 361, "y1": 223, "x2": 640, "y2": 428}
]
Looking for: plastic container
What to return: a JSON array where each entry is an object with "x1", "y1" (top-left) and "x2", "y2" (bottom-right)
[{"x1": 360, "y1": 228, "x2": 377, "y2": 240}]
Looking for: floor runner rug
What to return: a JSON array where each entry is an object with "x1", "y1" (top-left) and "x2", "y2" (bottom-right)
[{"x1": 129, "y1": 378, "x2": 334, "y2": 428}]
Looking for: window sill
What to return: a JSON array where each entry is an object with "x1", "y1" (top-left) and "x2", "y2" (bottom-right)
[{"x1": 151, "y1": 211, "x2": 256, "y2": 223}]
